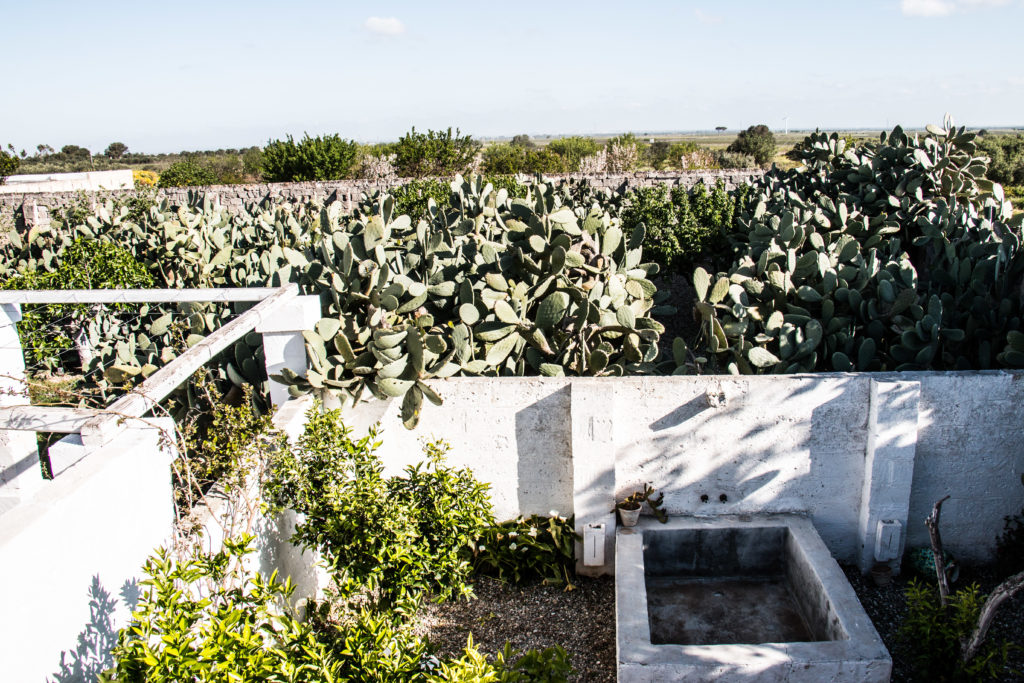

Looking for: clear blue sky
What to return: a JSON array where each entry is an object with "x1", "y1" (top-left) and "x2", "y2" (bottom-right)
[{"x1": 3, "y1": 0, "x2": 1022, "y2": 154}]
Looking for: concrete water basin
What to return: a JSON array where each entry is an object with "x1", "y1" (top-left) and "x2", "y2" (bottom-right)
[{"x1": 616, "y1": 515, "x2": 891, "y2": 681}]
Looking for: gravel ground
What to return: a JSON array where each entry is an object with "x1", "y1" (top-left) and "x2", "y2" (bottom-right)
[
  {"x1": 843, "y1": 564, "x2": 1024, "y2": 682},
  {"x1": 412, "y1": 563, "x2": 1022, "y2": 682},
  {"x1": 414, "y1": 575, "x2": 616, "y2": 683}
]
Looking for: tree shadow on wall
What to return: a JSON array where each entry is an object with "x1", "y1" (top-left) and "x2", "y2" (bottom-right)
[
  {"x1": 626, "y1": 377, "x2": 870, "y2": 560},
  {"x1": 50, "y1": 575, "x2": 139, "y2": 683}
]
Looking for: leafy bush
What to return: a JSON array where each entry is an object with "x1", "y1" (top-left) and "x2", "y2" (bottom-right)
[
  {"x1": 900, "y1": 578, "x2": 1013, "y2": 681},
  {"x1": 621, "y1": 185, "x2": 679, "y2": 269},
  {"x1": 241, "y1": 146, "x2": 263, "y2": 179},
  {"x1": 481, "y1": 144, "x2": 567, "y2": 175},
  {"x1": 727, "y1": 124, "x2": 777, "y2": 166},
  {"x1": 176, "y1": 381, "x2": 281, "y2": 512},
  {"x1": 394, "y1": 127, "x2": 480, "y2": 178},
  {"x1": 100, "y1": 536, "x2": 341, "y2": 682},
  {"x1": 510, "y1": 134, "x2": 535, "y2": 149},
  {"x1": 546, "y1": 136, "x2": 601, "y2": 171},
  {"x1": 264, "y1": 406, "x2": 494, "y2": 605},
  {"x1": 157, "y1": 158, "x2": 216, "y2": 187},
  {"x1": 1, "y1": 238, "x2": 154, "y2": 369},
  {"x1": 390, "y1": 178, "x2": 453, "y2": 221},
  {"x1": 620, "y1": 182, "x2": 742, "y2": 272},
  {"x1": 686, "y1": 124, "x2": 1024, "y2": 375},
  {"x1": 713, "y1": 150, "x2": 757, "y2": 169},
  {"x1": 1008, "y1": 185, "x2": 1024, "y2": 213},
  {"x1": 1, "y1": 147, "x2": 21, "y2": 182},
  {"x1": 104, "y1": 142, "x2": 128, "y2": 159},
  {"x1": 429, "y1": 639, "x2": 572, "y2": 682},
  {"x1": 102, "y1": 534, "x2": 573, "y2": 682},
  {"x1": 977, "y1": 133, "x2": 1024, "y2": 186},
  {"x1": 643, "y1": 141, "x2": 672, "y2": 169},
  {"x1": 471, "y1": 514, "x2": 578, "y2": 587},
  {"x1": 262, "y1": 133, "x2": 360, "y2": 182}
]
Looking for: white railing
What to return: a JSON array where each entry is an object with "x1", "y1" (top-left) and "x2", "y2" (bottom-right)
[{"x1": 0, "y1": 284, "x2": 319, "y2": 500}]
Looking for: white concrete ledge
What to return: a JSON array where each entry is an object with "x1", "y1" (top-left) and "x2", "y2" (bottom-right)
[{"x1": 0, "y1": 287, "x2": 285, "y2": 305}]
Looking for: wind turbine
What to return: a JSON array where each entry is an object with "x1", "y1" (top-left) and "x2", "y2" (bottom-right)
[{"x1": 782, "y1": 116, "x2": 790, "y2": 135}]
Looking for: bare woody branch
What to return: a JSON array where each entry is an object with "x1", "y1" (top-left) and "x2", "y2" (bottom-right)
[
  {"x1": 926, "y1": 494, "x2": 952, "y2": 606},
  {"x1": 962, "y1": 570, "x2": 1024, "y2": 663}
]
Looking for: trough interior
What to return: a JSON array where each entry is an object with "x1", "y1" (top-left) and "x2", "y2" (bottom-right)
[{"x1": 642, "y1": 526, "x2": 846, "y2": 645}]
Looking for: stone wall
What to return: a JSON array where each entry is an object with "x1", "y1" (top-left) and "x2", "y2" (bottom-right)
[{"x1": 0, "y1": 170, "x2": 765, "y2": 220}]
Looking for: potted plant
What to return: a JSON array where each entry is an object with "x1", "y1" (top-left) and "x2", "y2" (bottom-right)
[{"x1": 616, "y1": 484, "x2": 668, "y2": 527}]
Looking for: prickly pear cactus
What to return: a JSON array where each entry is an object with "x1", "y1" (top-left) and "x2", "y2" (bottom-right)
[
  {"x1": 275, "y1": 174, "x2": 666, "y2": 427},
  {"x1": 686, "y1": 119, "x2": 1024, "y2": 375}
]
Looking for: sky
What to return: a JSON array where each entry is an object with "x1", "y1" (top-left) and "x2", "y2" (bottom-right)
[{"x1": 2, "y1": 0, "x2": 1023, "y2": 154}]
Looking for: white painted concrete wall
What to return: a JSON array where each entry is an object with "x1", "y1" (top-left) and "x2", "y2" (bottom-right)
[
  {"x1": 908, "y1": 372, "x2": 1024, "y2": 561},
  {"x1": 0, "y1": 422, "x2": 175, "y2": 683},
  {"x1": 0, "y1": 170, "x2": 134, "y2": 194},
  {"x1": 344, "y1": 378, "x2": 575, "y2": 523},
  {"x1": 348, "y1": 373, "x2": 1024, "y2": 570}
]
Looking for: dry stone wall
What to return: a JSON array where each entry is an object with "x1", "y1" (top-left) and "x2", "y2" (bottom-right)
[{"x1": 1, "y1": 170, "x2": 764, "y2": 222}]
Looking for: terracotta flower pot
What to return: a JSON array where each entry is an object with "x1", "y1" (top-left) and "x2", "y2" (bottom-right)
[
  {"x1": 619, "y1": 505, "x2": 641, "y2": 527},
  {"x1": 870, "y1": 563, "x2": 893, "y2": 587}
]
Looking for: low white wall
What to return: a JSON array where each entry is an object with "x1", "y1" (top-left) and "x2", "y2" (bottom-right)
[
  {"x1": 345, "y1": 372, "x2": 1024, "y2": 569},
  {"x1": 908, "y1": 372, "x2": 1024, "y2": 559},
  {"x1": 344, "y1": 378, "x2": 574, "y2": 522},
  {"x1": 0, "y1": 422, "x2": 175, "y2": 683},
  {"x1": 0, "y1": 170, "x2": 134, "y2": 194}
]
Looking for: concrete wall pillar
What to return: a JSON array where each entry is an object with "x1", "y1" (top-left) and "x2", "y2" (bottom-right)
[
  {"x1": 570, "y1": 379, "x2": 616, "y2": 576},
  {"x1": 256, "y1": 296, "x2": 321, "y2": 408},
  {"x1": 0, "y1": 303, "x2": 42, "y2": 500},
  {"x1": 857, "y1": 379, "x2": 920, "y2": 573}
]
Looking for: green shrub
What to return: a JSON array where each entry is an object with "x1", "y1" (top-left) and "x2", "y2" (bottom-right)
[
  {"x1": 429, "y1": 639, "x2": 573, "y2": 682},
  {"x1": 1, "y1": 238, "x2": 153, "y2": 369},
  {"x1": 264, "y1": 406, "x2": 494, "y2": 605},
  {"x1": 102, "y1": 533, "x2": 573, "y2": 682},
  {"x1": 900, "y1": 578, "x2": 1013, "y2": 681},
  {"x1": 977, "y1": 134, "x2": 1024, "y2": 186},
  {"x1": 262, "y1": 133, "x2": 360, "y2": 182},
  {"x1": 471, "y1": 514, "x2": 578, "y2": 587},
  {"x1": 100, "y1": 536, "x2": 341, "y2": 682},
  {"x1": 620, "y1": 182, "x2": 742, "y2": 272},
  {"x1": 176, "y1": 381, "x2": 281, "y2": 511},
  {"x1": 394, "y1": 127, "x2": 480, "y2": 178},
  {"x1": 546, "y1": 136, "x2": 601, "y2": 171},
  {"x1": 481, "y1": 144, "x2": 567, "y2": 175},
  {"x1": 621, "y1": 185, "x2": 679, "y2": 270},
  {"x1": 1008, "y1": 185, "x2": 1024, "y2": 213},
  {"x1": 0, "y1": 147, "x2": 19, "y2": 183},
  {"x1": 482, "y1": 174, "x2": 530, "y2": 200},
  {"x1": 727, "y1": 124, "x2": 777, "y2": 166},
  {"x1": 241, "y1": 146, "x2": 264, "y2": 179},
  {"x1": 390, "y1": 178, "x2": 453, "y2": 221},
  {"x1": 157, "y1": 158, "x2": 216, "y2": 187}
]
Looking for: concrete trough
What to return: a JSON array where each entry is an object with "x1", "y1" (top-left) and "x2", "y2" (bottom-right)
[{"x1": 616, "y1": 515, "x2": 891, "y2": 682}]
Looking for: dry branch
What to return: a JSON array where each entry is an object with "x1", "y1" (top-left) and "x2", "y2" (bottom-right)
[
  {"x1": 926, "y1": 494, "x2": 952, "y2": 606},
  {"x1": 962, "y1": 570, "x2": 1024, "y2": 663}
]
